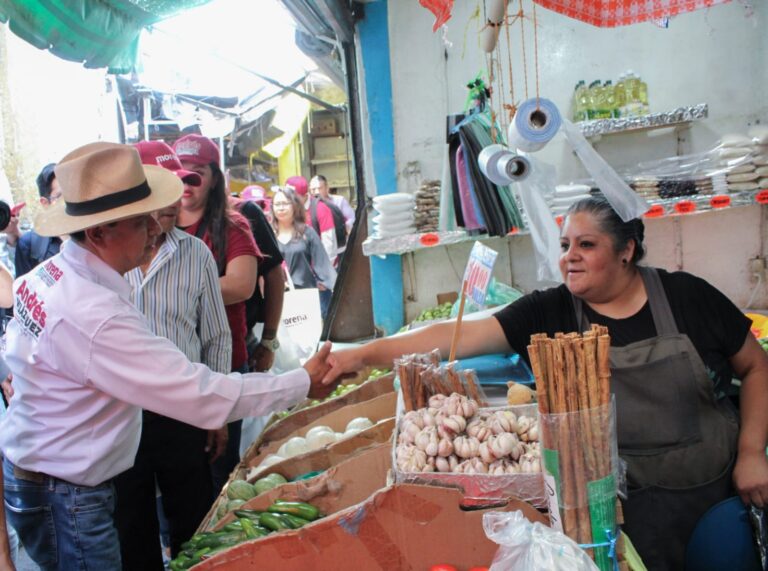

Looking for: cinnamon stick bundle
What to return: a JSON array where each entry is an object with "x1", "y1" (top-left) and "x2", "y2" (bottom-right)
[{"x1": 527, "y1": 329, "x2": 616, "y2": 563}]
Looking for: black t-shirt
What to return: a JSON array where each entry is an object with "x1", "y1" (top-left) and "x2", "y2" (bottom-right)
[
  {"x1": 494, "y1": 268, "x2": 751, "y2": 392},
  {"x1": 235, "y1": 200, "x2": 284, "y2": 330}
]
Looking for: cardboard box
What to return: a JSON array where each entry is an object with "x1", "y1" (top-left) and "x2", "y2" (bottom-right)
[
  {"x1": 199, "y1": 419, "x2": 396, "y2": 532},
  {"x1": 247, "y1": 391, "x2": 397, "y2": 469},
  {"x1": 246, "y1": 373, "x2": 395, "y2": 458},
  {"x1": 214, "y1": 442, "x2": 393, "y2": 531},
  {"x1": 242, "y1": 418, "x2": 396, "y2": 483},
  {"x1": 198, "y1": 399, "x2": 397, "y2": 531},
  {"x1": 194, "y1": 483, "x2": 547, "y2": 570}
]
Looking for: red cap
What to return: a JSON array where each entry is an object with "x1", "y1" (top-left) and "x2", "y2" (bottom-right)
[
  {"x1": 173, "y1": 134, "x2": 220, "y2": 167},
  {"x1": 285, "y1": 175, "x2": 308, "y2": 197},
  {"x1": 134, "y1": 140, "x2": 202, "y2": 186},
  {"x1": 241, "y1": 185, "x2": 266, "y2": 202}
]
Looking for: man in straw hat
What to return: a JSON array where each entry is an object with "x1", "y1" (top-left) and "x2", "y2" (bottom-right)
[{"x1": 0, "y1": 142, "x2": 338, "y2": 570}]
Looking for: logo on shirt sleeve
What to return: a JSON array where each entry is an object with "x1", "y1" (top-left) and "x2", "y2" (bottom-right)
[{"x1": 15, "y1": 280, "x2": 47, "y2": 338}]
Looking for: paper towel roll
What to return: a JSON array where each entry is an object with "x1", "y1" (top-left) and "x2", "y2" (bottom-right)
[
  {"x1": 507, "y1": 97, "x2": 562, "y2": 153},
  {"x1": 478, "y1": 144, "x2": 531, "y2": 186}
]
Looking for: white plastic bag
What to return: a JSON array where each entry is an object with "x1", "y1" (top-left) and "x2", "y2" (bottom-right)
[
  {"x1": 513, "y1": 155, "x2": 562, "y2": 284},
  {"x1": 270, "y1": 275, "x2": 322, "y2": 374},
  {"x1": 484, "y1": 511, "x2": 599, "y2": 571}
]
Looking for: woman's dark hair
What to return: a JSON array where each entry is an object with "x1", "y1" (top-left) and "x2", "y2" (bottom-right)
[
  {"x1": 270, "y1": 187, "x2": 307, "y2": 240},
  {"x1": 565, "y1": 196, "x2": 646, "y2": 265},
  {"x1": 203, "y1": 161, "x2": 233, "y2": 274}
]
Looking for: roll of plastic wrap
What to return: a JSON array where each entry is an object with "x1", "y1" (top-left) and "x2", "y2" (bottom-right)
[
  {"x1": 478, "y1": 144, "x2": 531, "y2": 186},
  {"x1": 507, "y1": 97, "x2": 562, "y2": 153}
]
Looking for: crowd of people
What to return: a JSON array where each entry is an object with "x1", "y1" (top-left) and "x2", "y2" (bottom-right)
[{"x1": 0, "y1": 136, "x2": 353, "y2": 571}]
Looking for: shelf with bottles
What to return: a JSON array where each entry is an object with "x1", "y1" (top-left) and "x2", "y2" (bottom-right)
[{"x1": 362, "y1": 227, "x2": 528, "y2": 257}]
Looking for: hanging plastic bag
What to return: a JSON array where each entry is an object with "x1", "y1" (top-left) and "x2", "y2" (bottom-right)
[
  {"x1": 270, "y1": 272, "x2": 323, "y2": 374},
  {"x1": 560, "y1": 119, "x2": 649, "y2": 222},
  {"x1": 513, "y1": 154, "x2": 562, "y2": 284},
  {"x1": 484, "y1": 510, "x2": 599, "y2": 571}
]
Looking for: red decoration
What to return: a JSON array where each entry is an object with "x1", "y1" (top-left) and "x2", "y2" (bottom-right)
[
  {"x1": 533, "y1": 0, "x2": 731, "y2": 27},
  {"x1": 419, "y1": 0, "x2": 454, "y2": 32}
]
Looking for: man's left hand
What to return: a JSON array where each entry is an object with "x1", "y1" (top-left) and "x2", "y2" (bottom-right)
[
  {"x1": 249, "y1": 344, "x2": 275, "y2": 373},
  {"x1": 733, "y1": 450, "x2": 768, "y2": 507},
  {"x1": 206, "y1": 426, "x2": 228, "y2": 463}
]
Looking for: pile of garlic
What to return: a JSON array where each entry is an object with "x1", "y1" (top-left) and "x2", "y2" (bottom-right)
[{"x1": 395, "y1": 393, "x2": 541, "y2": 475}]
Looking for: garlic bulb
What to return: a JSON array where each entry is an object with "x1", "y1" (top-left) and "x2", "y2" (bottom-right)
[
  {"x1": 438, "y1": 414, "x2": 467, "y2": 438},
  {"x1": 435, "y1": 456, "x2": 452, "y2": 472},
  {"x1": 437, "y1": 437, "x2": 454, "y2": 457},
  {"x1": 466, "y1": 418, "x2": 493, "y2": 442},
  {"x1": 489, "y1": 410, "x2": 518, "y2": 435},
  {"x1": 453, "y1": 435, "x2": 480, "y2": 459},
  {"x1": 479, "y1": 440, "x2": 496, "y2": 464},
  {"x1": 428, "y1": 394, "x2": 447, "y2": 409},
  {"x1": 489, "y1": 432, "x2": 520, "y2": 459}
]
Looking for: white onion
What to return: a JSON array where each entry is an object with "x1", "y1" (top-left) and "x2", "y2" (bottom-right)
[
  {"x1": 306, "y1": 430, "x2": 337, "y2": 450},
  {"x1": 277, "y1": 436, "x2": 309, "y2": 458},
  {"x1": 345, "y1": 417, "x2": 373, "y2": 432},
  {"x1": 305, "y1": 425, "x2": 334, "y2": 440},
  {"x1": 256, "y1": 454, "x2": 285, "y2": 472},
  {"x1": 343, "y1": 428, "x2": 361, "y2": 439}
]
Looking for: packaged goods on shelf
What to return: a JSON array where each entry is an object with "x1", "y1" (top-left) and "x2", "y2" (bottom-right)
[{"x1": 414, "y1": 179, "x2": 441, "y2": 233}]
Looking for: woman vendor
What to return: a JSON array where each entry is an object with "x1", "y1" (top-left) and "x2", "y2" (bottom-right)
[{"x1": 323, "y1": 196, "x2": 768, "y2": 570}]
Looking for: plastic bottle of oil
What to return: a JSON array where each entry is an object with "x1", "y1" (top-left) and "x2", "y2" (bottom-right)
[
  {"x1": 614, "y1": 73, "x2": 626, "y2": 118},
  {"x1": 624, "y1": 70, "x2": 640, "y2": 117},
  {"x1": 603, "y1": 80, "x2": 616, "y2": 119},
  {"x1": 578, "y1": 81, "x2": 591, "y2": 121},
  {"x1": 638, "y1": 75, "x2": 649, "y2": 115},
  {"x1": 572, "y1": 81, "x2": 587, "y2": 121},
  {"x1": 587, "y1": 80, "x2": 601, "y2": 119}
]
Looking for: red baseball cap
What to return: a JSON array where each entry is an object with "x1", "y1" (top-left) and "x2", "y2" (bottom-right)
[
  {"x1": 134, "y1": 141, "x2": 202, "y2": 186},
  {"x1": 241, "y1": 185, "x2": 266, "y2": 203},
  {"x1": 173, "y1": 134, "x2": 220, "y2": 167},
  {"x1": 285, "y1": 175, "x2": 308, "y2": 197}
]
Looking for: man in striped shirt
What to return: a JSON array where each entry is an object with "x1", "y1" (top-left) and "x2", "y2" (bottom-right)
[{"x1": 115, "y1": 141, "x2": 232, "y2": 569}]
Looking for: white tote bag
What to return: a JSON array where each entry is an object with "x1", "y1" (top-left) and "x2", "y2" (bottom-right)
[{"x1": 270, "y1": 272, "x2": 323, "y2": 374}]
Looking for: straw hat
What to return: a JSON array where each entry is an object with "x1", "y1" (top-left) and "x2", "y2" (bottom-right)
[{"x1": 34, "y1": 142, "x2": 183, "y2": 237}]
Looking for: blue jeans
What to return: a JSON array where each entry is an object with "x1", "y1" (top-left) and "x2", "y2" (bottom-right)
[{"x1": 3, "y1": 457, "x2": 121, "y2": 571}]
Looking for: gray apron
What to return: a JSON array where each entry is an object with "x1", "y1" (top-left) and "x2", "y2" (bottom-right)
[{"x1": 573, "y1": 266, "x2": 738, "y2": 570}]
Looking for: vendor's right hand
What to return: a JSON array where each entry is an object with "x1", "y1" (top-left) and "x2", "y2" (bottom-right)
[
  {"x1": 322, "y1": 347, "x2": 365, "y2": 385},
  {"x1": 1, "y1": 373, "x2": 12, "y2": 401}
]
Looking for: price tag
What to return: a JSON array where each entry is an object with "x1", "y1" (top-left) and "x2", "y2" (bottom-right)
[
  {"x1": 555, "y1": 215, "x2": 564, "y2": 227},
  {"x1": 756, "y1": 190, "x2": 768, "y2": 205},
  {"x1": 710, "y1": 195, "x2": 731, "y2": 209},
  {"x1": 462, "y1": 242, "x2": 499, "y2": 308},
  {"x1": 644, "y1": 204, "x2": 665, "y2": 218},
  {"x1": 544, "y1": 473, "x2": 563, "y2": 532},
  {"x1": 674, "y1": 200, "x2": 696, "y2": 214},
  {"x1": 419, "y1": 233, "x2": 440, "y2": 247}
]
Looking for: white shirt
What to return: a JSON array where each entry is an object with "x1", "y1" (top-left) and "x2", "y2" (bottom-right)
[
  {"x1": 0, "y1": 239, "x2": 309, "y2": 486},
  {"x1": 125, "y1": 228, "x2": 231, "y2": 372},
  {"x1": 328, "y1": 194, "x2": 355, "y2": 232}
]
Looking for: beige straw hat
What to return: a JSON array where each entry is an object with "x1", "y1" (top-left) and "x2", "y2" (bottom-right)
[{"x1": 34, "y1": 142, "x2": 183, "y2": 237}]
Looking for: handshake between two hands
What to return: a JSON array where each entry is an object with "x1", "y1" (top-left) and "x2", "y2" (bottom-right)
[{"x1": 302, "y1": 341, "x2": 361, "y2": 400}]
